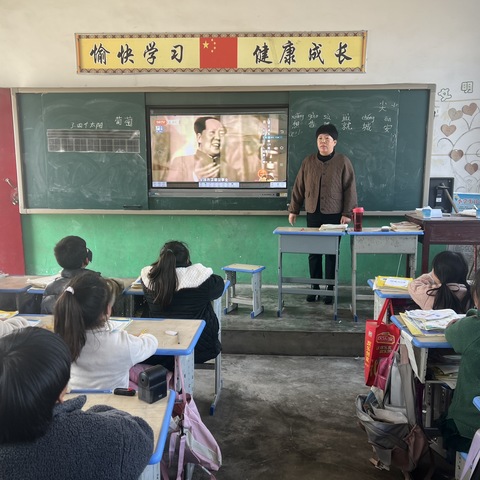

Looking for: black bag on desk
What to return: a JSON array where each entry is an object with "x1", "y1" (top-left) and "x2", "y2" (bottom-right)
[{"x1": 357, "y1": 344, "x2": 433, "y2": 479}]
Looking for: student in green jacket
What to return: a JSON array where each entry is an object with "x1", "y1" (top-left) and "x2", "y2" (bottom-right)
[{"x1": 443, "y1": 268, "x2": 480, "y2": 454}]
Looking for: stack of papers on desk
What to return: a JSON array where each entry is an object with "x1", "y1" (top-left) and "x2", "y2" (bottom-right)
[
  {"x1": 402, "y1": 309, "x2": 464, "y2": 334},
  {"x1": 374, "y1": 276, "x2": 413, "y2": 291},
  {"x1": 319, "y1": 224, "x2": 348, "y2": 231},
  {"x1": 390, "y1": 221, "x2": 422, "y2": 231}
]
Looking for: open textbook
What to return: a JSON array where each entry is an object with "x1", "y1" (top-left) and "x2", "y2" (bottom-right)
[{"x1": 401, "y1": 309, "x2": 464, "y2": 334}]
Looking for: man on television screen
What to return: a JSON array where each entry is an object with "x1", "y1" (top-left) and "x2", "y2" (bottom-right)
[{"x1": 167, "y1": 116, "x2": 225, "y2": 182}]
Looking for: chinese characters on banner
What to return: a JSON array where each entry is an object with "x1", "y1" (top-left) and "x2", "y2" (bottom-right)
[{"x1": 76, "y1": 32, "x2": 367, "y2": 73}]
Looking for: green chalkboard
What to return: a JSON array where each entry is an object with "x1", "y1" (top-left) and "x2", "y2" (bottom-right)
[
  {"x1": 17, "y1": 88, "x2": 431, "y2": 212},
  {"x1": 17, "y1": 92, "x2": 148, "y2": 209},
  {"x1": 288, "y1": 89, "x2": 430, "y2": 211}
]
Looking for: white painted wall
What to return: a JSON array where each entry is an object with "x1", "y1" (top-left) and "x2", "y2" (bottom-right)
[{"x1": 1, "y1": 0, "x2": 479, "y2": 190}]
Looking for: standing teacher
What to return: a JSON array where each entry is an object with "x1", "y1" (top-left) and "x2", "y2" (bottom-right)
[{"x1": 288, "y1": 124, "x2": 358, "y2": 304}]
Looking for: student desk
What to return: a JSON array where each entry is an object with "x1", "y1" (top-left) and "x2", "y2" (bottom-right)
[
  {"x1": 390, "y1": 314, "x2": 451, "y2": 383},
  {"x1": 367, "y1": 279, "x2": 412, "y2": 319},
  {"x1": 65, "y1": 391, "x2": 175, "y2": 480},
  {"x1": 125, "y1": 278, "x2": 228, "y2": 415},
  {"x1": 0, "y1": 275, "x2": 39, "y2": 310},
  {"x1": 25, "y1": 315, "x2": 205, "y2": 394},
  {"x1": 405, "y1": 212, "x2": 480, "y2": 273},
  {"x1": 273, "y1": 227, "x2": 345, "y2": 321},
  {"x1": 349, "y1": 229, "x2": 421, "y2": 322}
]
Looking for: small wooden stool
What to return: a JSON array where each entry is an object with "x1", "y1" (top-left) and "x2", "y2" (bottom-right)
[{"x1": 222, "y1": 264, "x2": 265, "y2": 318}]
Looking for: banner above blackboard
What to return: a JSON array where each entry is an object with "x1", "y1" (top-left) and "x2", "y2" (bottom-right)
[{"x1": 75, "y1": 31, "x2": 367, "y2": 74}]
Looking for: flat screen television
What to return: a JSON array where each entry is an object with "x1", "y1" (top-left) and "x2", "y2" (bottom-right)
[{"x1": 147, "y1": 107, "x2": 288, "y2": 197}]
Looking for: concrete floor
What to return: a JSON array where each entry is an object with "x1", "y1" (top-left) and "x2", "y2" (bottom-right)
[{"x1": 189, "y1": 285, "x2": 455, "y2": 479}]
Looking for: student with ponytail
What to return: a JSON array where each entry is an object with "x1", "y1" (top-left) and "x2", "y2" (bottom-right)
[
  {"x1": 54, "y1": 272, "x2": 158, "y2": 390},
  {"x1": 140, "y1": 240, "x2": 223, "y2": 364}
]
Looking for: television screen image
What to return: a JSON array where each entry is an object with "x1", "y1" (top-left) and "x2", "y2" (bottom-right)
[{"x1": 148, "y1": 109, "x2": 288, "y2": 194}]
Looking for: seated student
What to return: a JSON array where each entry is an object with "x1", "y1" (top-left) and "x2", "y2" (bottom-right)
[
  {"x1": 408, "y1": 250, "x2": 473, "y2": 313},
  {"x1": 54, "y1": 271, "x2": 158, "y2": 390},
  {"x1": 41, "y1": 235, "x2": 100, "y2": 314},
  {"x1": 140, "y1": 240, "x2": 223, "y2": 364},
  {"x1": 0, "y1": 327, "x2": 154, "y2": 480},
  {"x1": 0, "y1": 316, "x2": 29, "y2": 336},
  {"x1": 441, "y1": 268, "x2": 480, "y2": 456}
]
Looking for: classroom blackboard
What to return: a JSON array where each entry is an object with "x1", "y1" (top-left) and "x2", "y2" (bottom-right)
[
  {"x1": 288, "y1": 89, "x2": 430, "y2": 212},
  {"x1": 17, "y1": 92, "x2": 148, "y2": 210},
  {"x1": 17, "y1": 88, "x2": 431, "y2": 212}
]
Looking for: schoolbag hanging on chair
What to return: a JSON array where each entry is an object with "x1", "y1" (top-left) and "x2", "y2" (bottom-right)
[{"x1": 356, "y1": 342, "x2": 434, "y2": 480}]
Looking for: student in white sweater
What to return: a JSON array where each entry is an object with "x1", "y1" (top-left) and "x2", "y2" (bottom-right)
[
  {"x1": 54, "y1": 272, "x2": 158, "y2": 391},
  {"x1": 0, "y1": 316, "x2": 29, "y2": 337}
]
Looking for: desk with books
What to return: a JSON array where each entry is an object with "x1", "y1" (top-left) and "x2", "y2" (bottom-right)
[
  {"x1": 349, "y1": 229, "x2": 422, "y2": 322},
  {"x1": 367, "y1": 279, "x2": 412, "y2": 319},
  {"x1": 273, "y1": 226, "x2": 345, "y2": 321},
  {"x1": 405, "y1": 212, "x2": 480, "y2": 273},
  {"x1": 0, "y1": 275, "x2": 41, "y2": 310},
  {"x1": 390, "y1": 314, "x2": 452, "y2": 383}
]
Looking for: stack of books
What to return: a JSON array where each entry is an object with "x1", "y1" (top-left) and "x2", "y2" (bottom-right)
[
  {"x1": 400, "y1": 309, "x2": 464, "y2": 336},
  {"x1": 130, "y1": 277, "x2": 142, "y2": 289},
  {"x1": 318, "y1": 224, "x2": 348, "y2": 231},
  {"x1": 373, "y1": 276, "x2": 413, "y2": 292},
  {"x1": 390, "y1": 221, "x2": 422, "y2": 231}
]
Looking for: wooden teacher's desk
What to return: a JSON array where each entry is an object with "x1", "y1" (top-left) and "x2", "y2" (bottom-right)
[
  {"x1": 65, "y1": 391, "x2": 175, "y2": 479},
  {"x1": 405, "y1": 212, "x2": 480, "y2": 273},
  {"x1": 273, "y1": 226, "x2": 345, "y2": 321},
  {"x1": 349, "y1": 229, "x2": 421, "y2": 322}
]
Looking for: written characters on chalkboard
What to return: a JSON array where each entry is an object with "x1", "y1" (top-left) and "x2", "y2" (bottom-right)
[{"x1": 287, "y1": 89, "x2": 430, "y2": 212}]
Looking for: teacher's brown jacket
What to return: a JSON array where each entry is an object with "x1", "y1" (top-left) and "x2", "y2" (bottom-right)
[{"x1": 288, "y1": 152, "x2": 357, "y2": 217}]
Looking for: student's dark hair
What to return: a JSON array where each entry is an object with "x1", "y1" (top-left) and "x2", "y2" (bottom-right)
[
  {"x1": 427, "y1": 250, "x2": 473, "y2": 313},
  {"x1": 194, "y1": 116, "x2": 221, "y2": 135},
  {"x1": 54, "y1": 271, "x2": 110, "y2": 361},
  {"x1": 54, "y1": 235, "x2": 89, "y2": 270},
  {"x1": 148, "y1": 240, "x2": 191, "y2": 308},
  {"x1": 0, "y1": 327, "x2": 71, "y2": 443}
]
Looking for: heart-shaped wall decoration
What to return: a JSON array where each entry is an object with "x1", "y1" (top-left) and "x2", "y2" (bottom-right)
[
  {"x1": 462, "y1": 103, "x2": 478, "y2": 116},
  {"x1": 441, "y1": 124, "x2": 456, "y2": 136},
  {"x1": 465, "y1": 163, "x2": 479, "y2": 175},
  {"x1": 448, "y1": 108, "x2": 463, "y2": 121},
  {"x1": 450, "y1": 149, "x2": 464, "y2": 161}
]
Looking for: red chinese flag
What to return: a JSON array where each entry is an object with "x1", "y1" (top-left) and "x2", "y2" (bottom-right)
[{"x1": 200, "y1": 36, "x2": 238, "y2": 69}]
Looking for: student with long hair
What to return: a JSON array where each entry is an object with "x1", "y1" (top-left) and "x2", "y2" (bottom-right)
[
  {"x1": 140, "y1": 240, "x2": 223, "y2": 364},
  {"x1": 0, "y1": 327, "x2": 154, "y2": 480},
  {"x1": 408, "y1": 250, "x2": 473, "y2": 313},
  {"x1": 54, "y1": 271, "x2": 158, "y2": 390}
]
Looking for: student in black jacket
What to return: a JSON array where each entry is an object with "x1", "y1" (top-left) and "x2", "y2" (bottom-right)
[
  {"x1": 140, "y1": 240, "x2": 223, "y2": 364},
  {"x1": 41, "y1": 235, "x2": 99, "y2": 314}
]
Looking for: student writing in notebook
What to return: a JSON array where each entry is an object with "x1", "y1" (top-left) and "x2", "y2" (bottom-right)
[
  {"x1": 0, "y1": 327, "x2": 153, "y2": 480},
  {"x1": 54, "y1": 272, "x2": 158, "y2": 390},
  {"x1": 408, "y1": 250, "x2": 473, "y2": 313}
]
